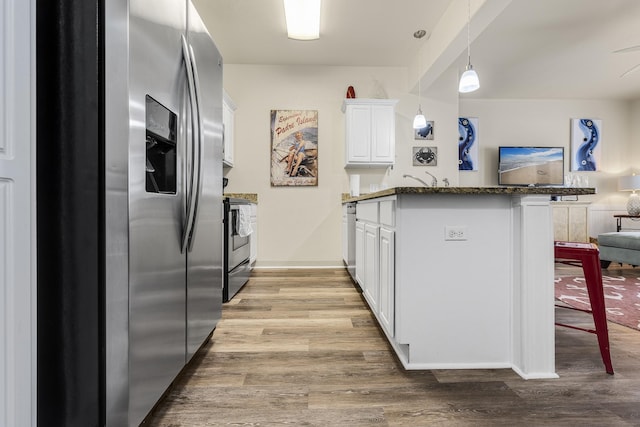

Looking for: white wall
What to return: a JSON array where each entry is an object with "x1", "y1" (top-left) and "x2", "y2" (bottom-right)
[
  {"x1": 460, "y1": 98, "x2": 632, "y2": 196},
  {"x1": 223, "y1": 65, "x2": 407, "y2": 267},
  {"x1": 460, "y1": 98, "x2": 634, "y2": 236},
  {"x1": 351, "y1": 68, "x2": 461, "y2": 192},
  {"x1": 224, "y1": 62, "x2": 637, "y2": 266},
  {"x1": 223, "y1": 64, "x2": 462, "y2": 267}
]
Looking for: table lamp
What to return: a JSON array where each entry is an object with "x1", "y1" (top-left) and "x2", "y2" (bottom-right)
[{"x1": 618, "y1": 174, "x2": 640, "y2": 215}]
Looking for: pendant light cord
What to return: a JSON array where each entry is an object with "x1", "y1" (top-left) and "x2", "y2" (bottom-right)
[
  {"x1": 466, "y1": 0, "x2": 471, "y2": 67},
  {"x1": 412, "y1": 29, "x2": 427, "y2": 128},
  {"x1": 418, "y1": 51, "x2": 421, "y2": 109},
  {"x1": 413, "y1": 29, "x2": 426, "y2": 110}
]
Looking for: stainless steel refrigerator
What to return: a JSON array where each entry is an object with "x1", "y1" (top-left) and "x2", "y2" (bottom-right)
[{"x1": 36, "y1": 1, "x2": 223, "y2": 426}]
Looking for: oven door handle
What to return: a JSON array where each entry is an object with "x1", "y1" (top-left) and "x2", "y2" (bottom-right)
[{"x1": 232, "y1": 208, "x2": 240, "y2": 236}]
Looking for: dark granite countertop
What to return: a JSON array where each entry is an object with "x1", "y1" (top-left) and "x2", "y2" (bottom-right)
[
  {"x1": 343, "y1": 186, "x2": 596, "y2": 203},
  {"x1": 224, "y1": 193, "x2": 258, "y2": 204}
]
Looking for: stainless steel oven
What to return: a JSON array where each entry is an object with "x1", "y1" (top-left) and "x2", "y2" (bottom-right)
[{"x1": 223, "y1": 198, "x2": 252, "y2": 302}]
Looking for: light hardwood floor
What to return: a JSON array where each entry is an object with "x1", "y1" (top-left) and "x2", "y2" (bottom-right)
[{"x1": 145, "y1": 267, "x2": 640, "y2": 426}]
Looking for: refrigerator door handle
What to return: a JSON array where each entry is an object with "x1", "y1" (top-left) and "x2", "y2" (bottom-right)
[
  {"x1": 187, "y1": 43, "x2": 204, "y2": 252},
  {"x1": 181, "y1": 34, "x2": 199, "y2": 253}
]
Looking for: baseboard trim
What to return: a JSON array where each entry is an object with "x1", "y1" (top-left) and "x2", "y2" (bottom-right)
[{"x1": 253, "y1": 264, "x2": 345, "y2": 270}]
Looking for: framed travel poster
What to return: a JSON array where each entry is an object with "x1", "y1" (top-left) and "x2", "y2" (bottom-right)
[
  {"x1": 570, "y1": 118, "x2": 601, "y2": 171},
  {"x1": 270, "y1": 110, "x2": 318, "y2": 186}
]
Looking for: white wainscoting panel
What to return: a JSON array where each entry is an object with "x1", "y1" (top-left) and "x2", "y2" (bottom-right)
[
  {"x1": 589, "y1": 205, "x2": 628, "y2": 237},
  {"x1": 0, "y1": 180, "x2": 9, "y2": 425},
  {"x1": 511, "y1": 195, "x2": 558, "y2": 379},
  {"x1": 0, "y1": 0, "x2": 36, "y2": 425}
]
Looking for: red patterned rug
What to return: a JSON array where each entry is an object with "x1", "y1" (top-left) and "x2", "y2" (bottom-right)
[{"x1": 554, "y1": 272, "x2": 640, "y2": 331}]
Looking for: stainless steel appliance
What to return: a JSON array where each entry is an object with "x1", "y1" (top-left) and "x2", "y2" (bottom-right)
[
  {"x1": 36, "y1": 1, "x2": 223, "y2": 425},
  {"x1": 344, "y1": 202, "x2": 357, "y2": 281},
  {"x1": 224, "y1": 198, "x2": 253, "y2": 302}
]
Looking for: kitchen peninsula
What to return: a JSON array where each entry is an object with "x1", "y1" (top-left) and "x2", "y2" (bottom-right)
[{"x1": 344, "y1": 186, "x2": 595, "y2": 379}]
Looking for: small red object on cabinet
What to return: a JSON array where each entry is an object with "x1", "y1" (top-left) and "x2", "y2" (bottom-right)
[{"x1": 346, "y1": 86, "x2": 356, "y2": 98}]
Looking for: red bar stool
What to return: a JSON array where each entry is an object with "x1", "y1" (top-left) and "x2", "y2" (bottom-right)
[{"x1": 554, "y1": 241, "x2": 613, "y2": 374}]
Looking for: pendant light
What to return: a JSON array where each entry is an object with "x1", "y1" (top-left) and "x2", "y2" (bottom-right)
[
  {"x1": 413, "y1": 30, "x2": 427, "y2": 129},
  {"x1": 459, "y1": 0, "x2": 480, "y2": 93}
]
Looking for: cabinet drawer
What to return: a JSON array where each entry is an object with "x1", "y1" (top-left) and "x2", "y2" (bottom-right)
[
  {"x1": 356, "y1": 202, "x2": 378, "y2": 223},
  {"x1": 379, "y1": 200, "x2": 395, "y2": 227}
]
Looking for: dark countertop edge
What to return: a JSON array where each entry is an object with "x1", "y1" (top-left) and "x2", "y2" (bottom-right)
[
  {"x1": 224, "y1": 193, "x2": 258, "y2": 204},
  {"x1": 342, "y1": 186, "x2": 596, "y2": 203}
]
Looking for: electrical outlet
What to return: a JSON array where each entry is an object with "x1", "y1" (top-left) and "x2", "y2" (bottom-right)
[{"x1": 445, "y1": 225, "x2": 467, "y2": 241}]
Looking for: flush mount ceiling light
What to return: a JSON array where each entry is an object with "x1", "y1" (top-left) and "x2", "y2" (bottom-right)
[
  {"x1": 413, "y1": 29, "x2": 427, "y2": 130},
  {"x1": 284, "y1": 0, "x2": 321, "y2": 41},
  {"x1": 459, "y1": 0, "x2": 480, "y2": 93}
]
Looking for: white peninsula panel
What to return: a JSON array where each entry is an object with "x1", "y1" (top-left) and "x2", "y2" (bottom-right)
[
  {"x1": 394, "y1": 194, "x2": 514, "y2": 369},
  {"x1": 348, "y1": 186, "x2": 595, "y2": 379}
]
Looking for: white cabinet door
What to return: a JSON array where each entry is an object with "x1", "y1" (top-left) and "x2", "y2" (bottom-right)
[
  {"x1": 552, "y1": 205, "x2": 569, "y2": 241},
  {"x1": 379, "y1": 227, "x2": 395, "y2": 337},
  {"x1": 355, "y1": 220, "x2": 365, "y2": 286},
  {"x1": 342, "y1": 99, "x2": 397, "y2": 167},
  {"x1": 568, "y1": 205, "x2": 588, "y2": 242},
  {"x1": 250, "y1": 203, "x2": 257, "y2": 264},
  {"x1": 552, "y1": 202, "x2": 590, "y2": 242},
  {"x1": 371, "y1": 104, "x2": 395, "y2": 164},
  {"x1": 364, "y1": 223, "x2": 379, "y2": 311},
  {"x1": 222, "y1": 91, "x2": 236, "y2": 167},
  {"x1": 342, "y1": 205, "x2": 348, "y2": 264},
  {"x1": 345, "y1": 104, "x2": 372, "y2": 163}
]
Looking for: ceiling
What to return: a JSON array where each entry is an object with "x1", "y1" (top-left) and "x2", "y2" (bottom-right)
[{"x1": 194, "y1": 0, "x2": 640, "y2": 101}]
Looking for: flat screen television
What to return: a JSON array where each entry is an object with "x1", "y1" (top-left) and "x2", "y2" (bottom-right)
[{"x1": 498, "y1": 146, "x2": 565, "y2": 186}]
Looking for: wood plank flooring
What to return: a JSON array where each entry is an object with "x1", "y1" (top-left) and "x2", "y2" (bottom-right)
[{"x1": 145, "y1": 268, "x2": 640, "y2": 426}]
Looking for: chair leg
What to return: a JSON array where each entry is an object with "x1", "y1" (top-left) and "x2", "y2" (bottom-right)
[{"x1": 582, "y1": 254, "x2": 614, "y2": 374}]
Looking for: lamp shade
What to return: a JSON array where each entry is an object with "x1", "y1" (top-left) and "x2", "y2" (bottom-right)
[
  {"x1": 619, "y1": 175, "x2": 640, "y2": 215},
  {"x1": 618, "y1": 175, "x2": 640, "y2": 191},
  {"x1": 413, "y1": 111, "x2": 427, "y2": 129},
  {"x1": 459, "y1": 66, "x2": 480, "y2": 93},
  {"x1": 284, "y1": 0, "x2": 321, "y2": 40}
]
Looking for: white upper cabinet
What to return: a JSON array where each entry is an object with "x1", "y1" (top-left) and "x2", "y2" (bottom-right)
[
  {"x1": 222, "y1": 90, "x2": 236, "y2": 167},
  {"x1": 342, "y1": 98, "x2": 398, "y2": 167}
]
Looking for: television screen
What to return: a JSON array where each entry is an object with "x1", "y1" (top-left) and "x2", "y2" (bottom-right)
[{"x1": 498, "y1": 146, "x2": 564, "y2": 186}]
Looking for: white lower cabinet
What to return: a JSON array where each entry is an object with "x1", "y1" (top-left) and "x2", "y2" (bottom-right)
[
  {"x1": 552, "y1": 201, "x2": 590, "y2": 242},
  {"x1": 250, "y1": 203, "x2": 257, "y2": 265},
  {"x1": 355, "y1": 198, "x2": 395, "y2": 337},
  {"x1": 342, "y1": 206, "x2": 348, "y2": 264},
  {"x1": 355, "y1": 220, "x2": 365, "y2": 286},
  {"x1": 363, "y1": 223, "x2": 379, "y2": 312},
  {"x1": 378, "y1": 226, "x2": 395, "y2": 337},
  {"x1": 352, "y1": 193, "x2": 558, "y2": 378}
]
